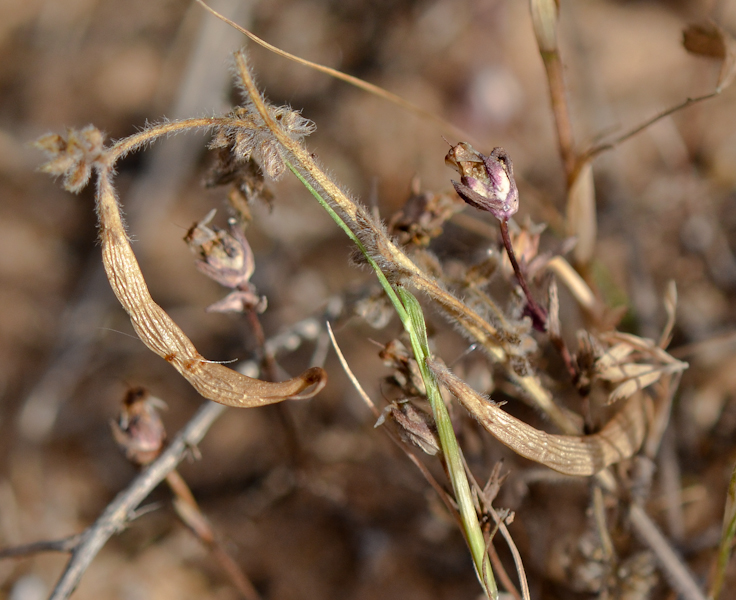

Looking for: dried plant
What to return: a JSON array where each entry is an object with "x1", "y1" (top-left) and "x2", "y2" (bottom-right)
[{"x1": 9, "y1": 2, "x2": 736, "y2": 599}]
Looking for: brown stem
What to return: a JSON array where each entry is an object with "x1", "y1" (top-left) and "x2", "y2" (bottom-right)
[
  {"x1": 499, "y1": 220, "x2": 547, "y2": 331},
  {"x1": 0, "y1": 534, "x2": 82, "y2": 559},
  {"x1": 541, "y1": 51, "x2": 576, "y2": 182},
  {"x1": 166, "y1": 470, "x2": 262, "y2": 600},
  {"x1": 49, "y1": 401, "x2": 227, "y2": 600}
]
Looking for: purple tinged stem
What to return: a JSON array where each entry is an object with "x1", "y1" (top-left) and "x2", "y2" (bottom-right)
[{"x1": 498, "y1": 220, "x2": 547, "y2": 332}]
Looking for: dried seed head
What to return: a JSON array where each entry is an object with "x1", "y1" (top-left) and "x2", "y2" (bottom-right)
[
  {"x1": 203, "y1": 149, "x2": 273, "y2": 211},
  {"x1": 110, "y1": 387, "x2": 167, "y2": 466},
  {"x1": 214, "y1": 91, "x2": 316, "y2": 182},
  {"x1": 34, "y1": 125, "x2": 106, "y2": 193},
  {"x1": 445, "y1": 143, "x2": 519, "y2": 222}
]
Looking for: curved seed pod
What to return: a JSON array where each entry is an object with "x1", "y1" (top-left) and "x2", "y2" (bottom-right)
[
  {"x1": 97, "y1": 173, "x2": 326, "y2": 407},
  {"x1": 428, "y1": 358, "x2": 651, "y2": 477}
]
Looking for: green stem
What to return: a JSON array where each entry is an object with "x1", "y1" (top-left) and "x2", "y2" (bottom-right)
[{"x1": 287, "y1": 162, "x2": 497, "y2": 599}]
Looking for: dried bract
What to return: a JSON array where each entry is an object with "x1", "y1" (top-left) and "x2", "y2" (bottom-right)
[
  {"x1": 110, "y1": 387, "x2": 166, "y2": 466},
  {"x1": 204, "y1": 150, "x2": 274, "y2": 216},
  {"x1": 595, "y1": 332, "x2": 688, "y2": 404},
  {"x1": 375, "y1": 400, "x2": 440, "y2": 455},
  {"x1": 379, "y1": 338, "x2": 426, "y2": 397},
  {"x1": 445, "y1": 143, "x2": 519, "y2": 222}
]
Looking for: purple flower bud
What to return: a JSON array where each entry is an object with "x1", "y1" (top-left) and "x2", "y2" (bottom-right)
[{"x1": 445, "y1": 143, "x2": 519, "y2": 222}]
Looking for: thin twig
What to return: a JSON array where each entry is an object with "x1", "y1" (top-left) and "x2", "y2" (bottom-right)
[
  {"x1": 194, "y1": 0, "x2": 479, "y2": 147},
  {"x1": 629, "y1": 502, "x2": 707, "y2": 600},
  {"x1": 165, "y1": 470, "x2": 262, "y2": 600},
  {"x1": 0, "y1": 534, "x2": 82, "y2": 559},
  {"x1": 582, "y1": 91, "x2": 720, "y2": 164},
  {"x1": 48, "y1": 401, "x2": 227, "y2": 600}
]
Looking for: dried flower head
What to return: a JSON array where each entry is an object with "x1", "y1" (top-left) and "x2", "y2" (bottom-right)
[
  {"x1": 185, "y1": 209, "x2": 266, "y2": 313},
  {"x1": 110, "y1": 387, "x2": 167, "y2": 466},
  {"x1": 210, "y1": 92, "x2": 316, "y2": 181},
  {"x1": 445, "y1": 143, "x2": 519, "y2": 222},
  {"x1": 34, "y1": 126, "x2": 106, "y2": 193}
]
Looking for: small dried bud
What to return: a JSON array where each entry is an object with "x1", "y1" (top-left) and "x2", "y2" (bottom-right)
[
  {"x1": 111, "y1": 387, "x2": 167, "y2": 466},
  {"x1": 530, "y1": 0, "x2": 559, "y2": 53},
  {"x1": 185, "y1": 209, "x2": 266, "y2": 313},
  {"x1": 445, "y1": 143, "x2": 519, "y2": 222}
]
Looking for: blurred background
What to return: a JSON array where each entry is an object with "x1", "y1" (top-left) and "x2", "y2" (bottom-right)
[{"x1": 2, "y1": 0, "x2": 736, "y2": 598}]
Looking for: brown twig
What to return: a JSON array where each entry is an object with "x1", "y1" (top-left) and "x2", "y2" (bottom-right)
[
  {"x1": 48, "y1": 400, "x2": 227, "y2": 600},
  {"x1": 0, "y1": 534, "x2": 82, "y2": 559},
  {"x1": 629, "y1": 503, "x2": 707, "y2": 600},
  {"x1": 165, "y1": 469, "x2": 262, "y2": 600},
  {"x1": 582, "y1": 91, "x2": 720, "y2": 165}
]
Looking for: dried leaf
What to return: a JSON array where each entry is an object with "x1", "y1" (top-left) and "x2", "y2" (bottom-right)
[
  {"x1": 608, "y1": 370, "x2": 665, "y2": 403},
  {"x1": 595, "y1": 331, "x2": 687, "y2": 404},
  {"x1": 659, "y1": 280, "x2": 677, "y2": 349},
  {"x1": 566, "y1": 160, "x2": 597, "y2": 266},
  {"x1": 375, "y1": 401, "x2": 439, "y2": 456},
  {"x1": 597, "y1": 363, "x2": 661, "y2": 384},
  {"x1": 429, "y1": 358, "x2": 652, "y2": 476}
]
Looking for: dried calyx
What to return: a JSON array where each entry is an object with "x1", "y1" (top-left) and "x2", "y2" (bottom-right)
[
  {"x1": 445, "y1": 143, "x2": 519, "y2": 223},
  {"x1": 110, "y1": 387, "x2": 167, "y2": 466},
  {"x1": 185, "y1": 209, "x2": 267, "y2": 314}
]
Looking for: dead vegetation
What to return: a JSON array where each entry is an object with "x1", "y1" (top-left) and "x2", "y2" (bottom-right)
[{"x1": 3, "y1": 1, "x2": 736, "y2": 599}]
